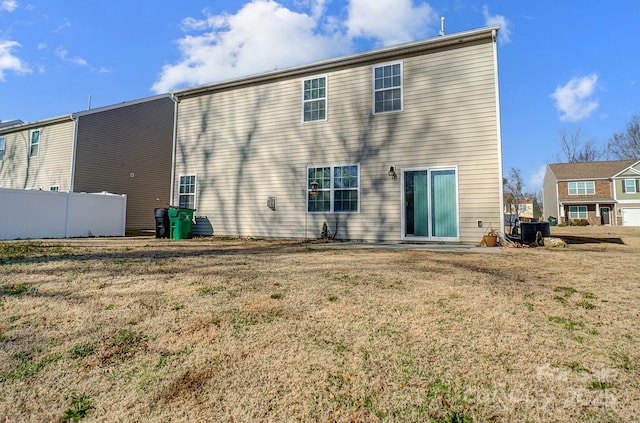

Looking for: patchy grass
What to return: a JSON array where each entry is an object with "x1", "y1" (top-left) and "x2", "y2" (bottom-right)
[
  {"x1": 68, "y1": 343, "x2": 96, "y2": 359},
  {"x1": 1, "y1": 283, "x2": 30, "y2": 296},
  {"x1": 61, "y1": 392, "x2": 93, "y2": 422},
  {"x1": 0, "y1": 241, "x2": 71, "y2": 262},
  {"x1": 0, "y1": 236, "x2": 638, "y2": 421}
]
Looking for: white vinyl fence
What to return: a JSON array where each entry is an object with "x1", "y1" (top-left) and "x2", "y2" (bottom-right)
[{"x1": 0, "y1": 188, "x2": 126, "y2": 240}]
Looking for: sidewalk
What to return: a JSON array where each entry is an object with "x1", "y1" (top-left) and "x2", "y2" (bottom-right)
[{"x1": 311, "y1": 241, "x2": 503, "y2": 253}]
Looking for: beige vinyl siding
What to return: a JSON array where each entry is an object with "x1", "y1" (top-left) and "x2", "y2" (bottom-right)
[
  {"x1": 73, "y1": 97, "x2": 174, "y2": 230},
  {"x1": 0, "y1": 119, "x2": 75, "y2": 191},
  {"x1": 174, "y1": 37, "x2": 501, "y2": 242}
]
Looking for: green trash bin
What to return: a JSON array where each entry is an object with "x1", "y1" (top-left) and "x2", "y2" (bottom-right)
[{"x1": 167, "y1": 208, "x2": 196, "y2": 239}]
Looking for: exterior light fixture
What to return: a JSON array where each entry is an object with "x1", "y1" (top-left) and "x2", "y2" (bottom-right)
[
  {"x1": 310, "y1": 180, "x2": 319, "y2": 195},
  {"x1": 388, "y1": 166, "x2": 398, "y2": 180}
]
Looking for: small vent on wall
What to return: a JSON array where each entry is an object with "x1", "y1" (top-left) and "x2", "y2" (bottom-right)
[{"x1": 267, "y1": 196, "x2": 277, "y2": 211}]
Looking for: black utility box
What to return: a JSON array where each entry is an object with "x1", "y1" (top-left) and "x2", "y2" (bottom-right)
[{"x1": 520, "y1": 222, "x2": 550, "y2": 244}]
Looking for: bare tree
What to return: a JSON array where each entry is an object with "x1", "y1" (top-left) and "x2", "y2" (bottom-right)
[
  {"x1": 503, "y1": 167, "x2": 524, "y2": 228},
  {"x1": 608, "y1": 115, "x2": 640, "y2": 160},
  {"x1": 559, "y1": 126, "x2": 601, "y2": 162}
]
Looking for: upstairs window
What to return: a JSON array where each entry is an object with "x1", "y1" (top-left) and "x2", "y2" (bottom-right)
[
  {"x1": 49, "y1": 186, "x2": 59, "y2": 192},
  {"x1": 373, "y1": 62, "x2": 403, "y2": 114},
  {"x1": 30, "y1": 129, "x2": 41, "y2": 158},
  {"x1": 0, "y1": 136, "x2": 5, "y2": 160},
  {"x1": 303, "y1": 76, "x2": 327, "y2": 122},
  {"x1": 568, "y1": 181, "x2": 595, "y2": 195},
  {"x1": 307, "y1": 164, "x2": 359, "y2": 213},
  {"x1": 623, "y1": 179, "x2": 638, "y2": 193},
  {"x1": 179, "y1": 175, "x2": 196, "y2": 209}
]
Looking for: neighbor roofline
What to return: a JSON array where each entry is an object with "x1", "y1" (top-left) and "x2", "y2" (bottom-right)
[
  {"x1": 612, "y1": 159, "x2": 640, "y2": 178},
  {"x1": 558, "y1": 198, "x2": 617, "y2": 204},
  {"x1": 172, "y1": 25, "x2": 499, "y2": 100},
  {"x1": 0, "y1": 94, "x2": 174, "y2": 135},
  {"x1": 0, "y1": 114, "x2": 75, "y2": 135},
  {"x1": 72, "y1": 94, "x2": 173, "y2": 118},
  {"x1": 555, "y1": 177, "x2": 613, "y2": 182}
]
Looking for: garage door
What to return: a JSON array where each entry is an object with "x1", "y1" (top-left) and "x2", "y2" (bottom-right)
[{"x1": 622, "y1": 208, "x2": 640, "y2": 226}]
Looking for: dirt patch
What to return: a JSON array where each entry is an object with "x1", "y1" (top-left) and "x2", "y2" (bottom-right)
[
  {"x1": 551, "y1": 225, "x2": 640, "y2": 246},
  {"x1": 557, "y1": 235, "x2": 625, "y2": 245}
]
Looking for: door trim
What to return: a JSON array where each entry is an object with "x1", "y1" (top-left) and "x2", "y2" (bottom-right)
[
  {"x1": 600, "y1": 206, "x2": 610, "y2": 225},
  {"x1": 400, "y1": 166, "x2": 460, "y2": 242}
]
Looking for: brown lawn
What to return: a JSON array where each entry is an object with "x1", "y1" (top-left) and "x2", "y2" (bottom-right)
[{"x1": 0, "y1": 226, "x2": 639, "y2": 422}]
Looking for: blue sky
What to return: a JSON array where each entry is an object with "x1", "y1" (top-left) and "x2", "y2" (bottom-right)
[{"x1": 1, "y1": 1, "x2": 639, "y2": 193}]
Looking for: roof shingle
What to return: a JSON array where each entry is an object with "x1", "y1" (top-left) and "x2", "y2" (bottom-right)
[{"x1": 548, "y1": 160, "x2": 635, "y2": 180}]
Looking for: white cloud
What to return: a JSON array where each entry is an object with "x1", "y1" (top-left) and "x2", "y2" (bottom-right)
[
  {"x1": 482, "y1": 5, "x2": 511, "y2": 43},
  {"x1": 1, "y1": 0, "x2": 17, "y2": 13},
  {"x1": 346, "y1": 0, "x2": 436, "y2": 46},
  {"x1": 551, "y1": 74, "x2": 599, "y2": 122},
  {"x1": 55, "y1": 19, "x2": 72, "y2": 33},
  {"x1": 152, "y1": 0, "x2": 437, "y2": 93},
  {"x1": 0, "y1": 40, "x2": 31, "y2": 81},
  {"x1": 55, "y1": 47, "x2": 88, "y2": 67},
  {"x1": 529, "y1": 164, "x2": 546, "y2": 190}
]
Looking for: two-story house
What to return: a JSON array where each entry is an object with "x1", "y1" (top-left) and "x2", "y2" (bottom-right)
[
  {"x1": 543, "y1": 160, "x2": 635, "y2": 226},
  {"x1": 613, "y1": 160, "x2": 640, "y2": 226},
  {"x1": 169, "y1": 26, "x2": 504, "y2": 243},
  {"x1": 0, "y1": 95, "x2": 175, "y2": 230},
  {"x1": 503, "y1": 193, "x2": 542, "y2": 222}
]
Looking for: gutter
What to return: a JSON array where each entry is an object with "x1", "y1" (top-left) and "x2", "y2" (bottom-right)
[
  {"x1": 169, "y1": 94, "x2": 180, "y2": 206},
  {"x1": 491, "y1": 28, "x2": 505, "y2": 232},
  {"x1": 68, "y1": 115, "x2": 79, "y2": 192},
  {"x1": 0, "y1": 114, "x2": 74, "y2": 135}
]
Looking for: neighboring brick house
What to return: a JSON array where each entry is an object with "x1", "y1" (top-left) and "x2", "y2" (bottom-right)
[{"x1": 543, "y1": 160, "x2": 635, "y2": 226}]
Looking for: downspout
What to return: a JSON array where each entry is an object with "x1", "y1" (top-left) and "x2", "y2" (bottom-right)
[
  {"x1": 492, "y1": 28, "x2": 506, "y2": 232},
  {"x1": 69, "y1": 115, "x2": 79, "y2": 192},
  {"x1": 554, "y1": 177, "x2": 560, "y2": 220},
  {"x1": 612, "y1": 177, "x2": 618, "y2": 225},
  {"x1": 169, "y1": 94, "x2": 179, "y2": 207}
]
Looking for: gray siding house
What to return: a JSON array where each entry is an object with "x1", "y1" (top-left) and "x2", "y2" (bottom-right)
[
  {"x1": 0, "y1": 95, "x2": 175, "y2": 230},
  {"x1": 613, "y1": 160, "x2": 640, "y2": 226},
  {"x1": 171, "y1": 26, "x2": 503, "y2": 243}
]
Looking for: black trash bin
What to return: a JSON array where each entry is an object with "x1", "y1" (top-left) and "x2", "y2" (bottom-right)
[{"x1": 154, "y1": 208, "x2": 169, "y2": 238}]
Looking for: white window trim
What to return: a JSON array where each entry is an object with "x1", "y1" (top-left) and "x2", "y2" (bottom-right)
[
  {"x1": 307, "y1": 163, "x2": 360, "y2": 214},
  {"x1": 568, "y1": 181, "x2": 595, "y2": 195},
  {"x1": 301, "y1": 74, "x2": 328, "y2": 123},
  {"x1": 623, "y1": 179, "x2": 637, "y2": 193},
  {"x1": 178, "y1": 174, "x2": 197, "y2": 209},
  {"x1": 30, "y1": 129, "x2": 41, "y2": 158},
  {"x1": 568, "y1": 206, "x2": 588, "y2": 219},
  {"x1": 372, "y1": 61, "x2": 404, "y2": 115},
  {"x1": 49, "y1": 185, "x2": 60, "y2": 192},
  {"x1": 0, "y1": 136, "x2": 5, "y2": 161}
]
